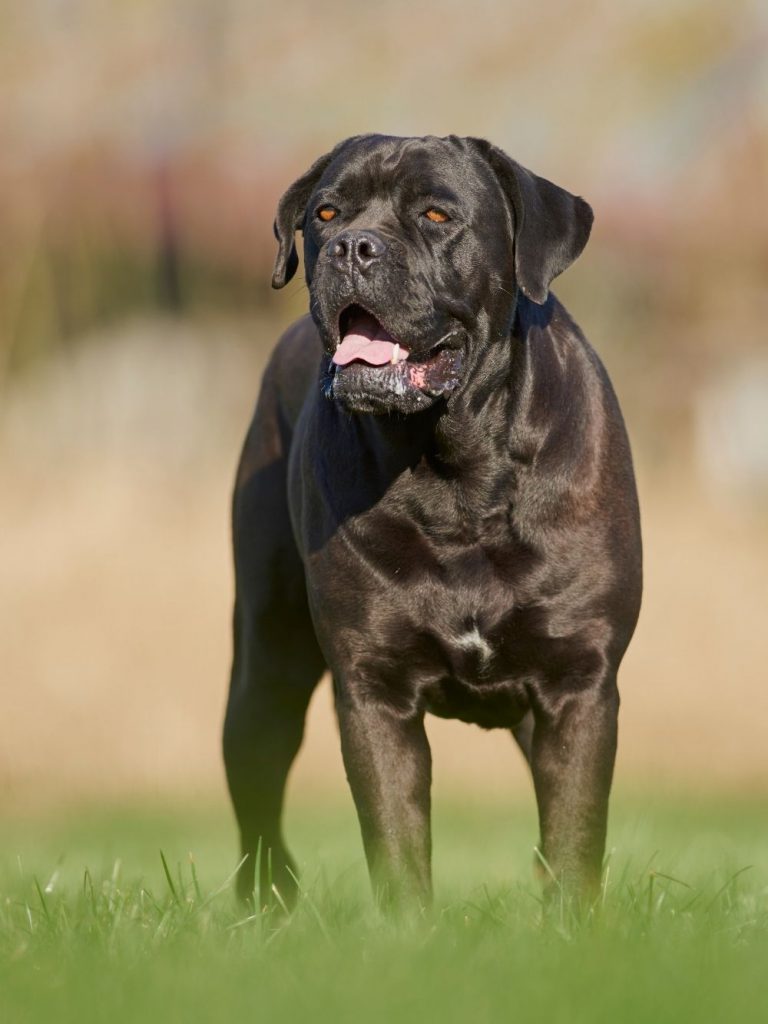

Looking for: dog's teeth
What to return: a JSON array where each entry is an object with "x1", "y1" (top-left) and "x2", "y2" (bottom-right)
[{"x1": 391, "y1": 344, "x2": 400, "y2": 365}]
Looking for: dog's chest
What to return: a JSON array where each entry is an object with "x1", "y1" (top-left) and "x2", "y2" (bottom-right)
[{"x1": 308, "y1": 510, "x2": 544, "y2": 726}]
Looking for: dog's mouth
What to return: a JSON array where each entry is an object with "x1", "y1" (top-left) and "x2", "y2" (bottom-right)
[
  {"x1": 325, "y1": 304, "x2": 464, "y2": 412},
  {"x1": 325, "y1": 305, "x2": 466, "y2": 413},
  {"x1": 334, "y1": 305, "x2": 410, "y2": 367},
  {"x1": 333, "y1": 303, "x2": 461, "y2": 370}
]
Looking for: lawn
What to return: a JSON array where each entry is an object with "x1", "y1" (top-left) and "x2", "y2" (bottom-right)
[{"x1": 1, "y1": 794, "x2": 766, "y2": 1023}]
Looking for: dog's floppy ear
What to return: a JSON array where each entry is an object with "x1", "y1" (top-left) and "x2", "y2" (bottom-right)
[
  {"x1": 469, "y1": 138, "x2": 593, "y2": 304},
  {"x1": 271, "y1": 149, "x2": 335, "y2": 289},
  {"x1": 272, "y1": 137, "x2": 362, "y2": 289}
]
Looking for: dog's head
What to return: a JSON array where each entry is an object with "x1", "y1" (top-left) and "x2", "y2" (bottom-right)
[{"x1": 272, "y1": 135, "x2": 592, "y2": 415}]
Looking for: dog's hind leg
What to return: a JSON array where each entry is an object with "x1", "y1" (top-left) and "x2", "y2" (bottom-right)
[
  {"x1": 224, "y1": 605, "x2": 322, "y2": 910},
  {"x1": 223, "y1": 404, "x2": 324, "y2": 910}
]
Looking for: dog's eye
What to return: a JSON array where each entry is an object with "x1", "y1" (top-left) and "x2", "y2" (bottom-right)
[
  {"x1": 423, "y1": 208, "x2": 450, "y2": 223},
  {"x1": 317, "y1": 206, "x2": 338, "y2": 223}
]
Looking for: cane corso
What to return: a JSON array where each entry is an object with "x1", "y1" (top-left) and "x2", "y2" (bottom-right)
[{"x1": 223, "y1": 134, "x2": 642, "y2": 913}]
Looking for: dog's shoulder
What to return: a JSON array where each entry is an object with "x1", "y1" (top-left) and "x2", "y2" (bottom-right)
[
  {"x1": 510, "y1": 292, "x2": 638, "y2": 518},
  {"x1": 516, "y1": 292, "x2": 591, "y2": 360},
  {"x1": 259, "y1": 315, "x2": 323, "y2": 429},
  {"x1": 269, "y1": 314, "x2": 323, "y2": 390},
  {"x1": 234, "y1": 316, "x2": 322, "y2": 491},
  {"x1": 516, "y1": 292, "x2": 619, "y2": 407}
]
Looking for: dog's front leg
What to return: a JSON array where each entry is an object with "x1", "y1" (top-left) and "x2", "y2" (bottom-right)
[
  {"x1": 529, "y1": 674, "x2": 619, "y2": 912},
  {"x1": 336, "y1": 689, "x2": 432, "y2": 914}
]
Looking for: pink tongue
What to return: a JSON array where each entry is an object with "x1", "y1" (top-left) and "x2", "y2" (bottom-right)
[{"x1": 333, "y1": 311, "x2": 409, "y2": 366}]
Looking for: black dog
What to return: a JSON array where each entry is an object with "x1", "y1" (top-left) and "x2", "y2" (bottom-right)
[{"x1": 223, "y1": 135, "x2": 642, "y2": 913}]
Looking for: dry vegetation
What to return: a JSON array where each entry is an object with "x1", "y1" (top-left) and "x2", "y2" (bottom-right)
[
  {"x1": 0, "y1": 0, "x2": 766, "y2": 807},
  {"x1": 1, "y1": 316, "x2": 766, "y2": 809}
]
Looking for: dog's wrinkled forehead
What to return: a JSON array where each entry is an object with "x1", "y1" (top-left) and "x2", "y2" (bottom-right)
[{"x1": 314, "y1": 135, "x2": 494, "y2": 210}]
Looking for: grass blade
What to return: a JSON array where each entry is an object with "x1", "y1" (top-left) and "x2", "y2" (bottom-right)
[
  {"x1": 159, "y1": 850, "x2": 180, "y2": 906},
  {"x1": 33, "y1": 877, "x2": 51, "y2": 925},
  {"x1": 189, "y1": 853, "x2": 203, "y2": 904}
]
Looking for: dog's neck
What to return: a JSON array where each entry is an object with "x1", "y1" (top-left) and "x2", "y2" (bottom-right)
[
  {"x1": 352, "y1": 296, "x2": 538, "y2": 474},
  {"x1": 332, "y1": 293, "x2": 602, "y2": 528}
]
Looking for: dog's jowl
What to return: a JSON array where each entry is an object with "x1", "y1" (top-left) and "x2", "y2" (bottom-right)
[{"x1": 223, "y1": 135, "x2": 642, "y2": 913}]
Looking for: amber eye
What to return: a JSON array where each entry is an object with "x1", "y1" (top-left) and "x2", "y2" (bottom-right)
[
  {"x1": 317, "y1": 206, "x2": 337, "y2": 222},
  {"x1": 424, "y1": 208, "x2": 449, "y2": 223}
]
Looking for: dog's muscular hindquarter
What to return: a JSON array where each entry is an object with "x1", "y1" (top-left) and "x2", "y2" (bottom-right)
[{"x1": 224, "y1": 135, "x2": 642, "y2": 913}]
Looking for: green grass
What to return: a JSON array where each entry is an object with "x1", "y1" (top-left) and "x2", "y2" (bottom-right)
[{"x1": 1, "y1": 794, "x2": 767, "y2": 1023}]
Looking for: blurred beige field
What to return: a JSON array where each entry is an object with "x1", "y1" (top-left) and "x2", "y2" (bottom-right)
[
  {"x1": 1, "y1": 315, "x2": 766, "y2": 810},
  {"x1": 1, "y1": 0, "x2": 767, "y2": 811}
]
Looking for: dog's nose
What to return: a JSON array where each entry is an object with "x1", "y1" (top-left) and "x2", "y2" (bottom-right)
[{"x1": 330, "y1": 230, "x2": 387, "y2": 272}]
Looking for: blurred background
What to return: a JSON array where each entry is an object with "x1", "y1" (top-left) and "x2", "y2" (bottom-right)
[{"x1": 1, "y1": 0, "x2": 766, "y2": 813}]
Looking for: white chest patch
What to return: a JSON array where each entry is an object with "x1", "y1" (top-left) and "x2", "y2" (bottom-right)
[{"x1": 453, "y1": 626, "x2": 493, "y2": 662}]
